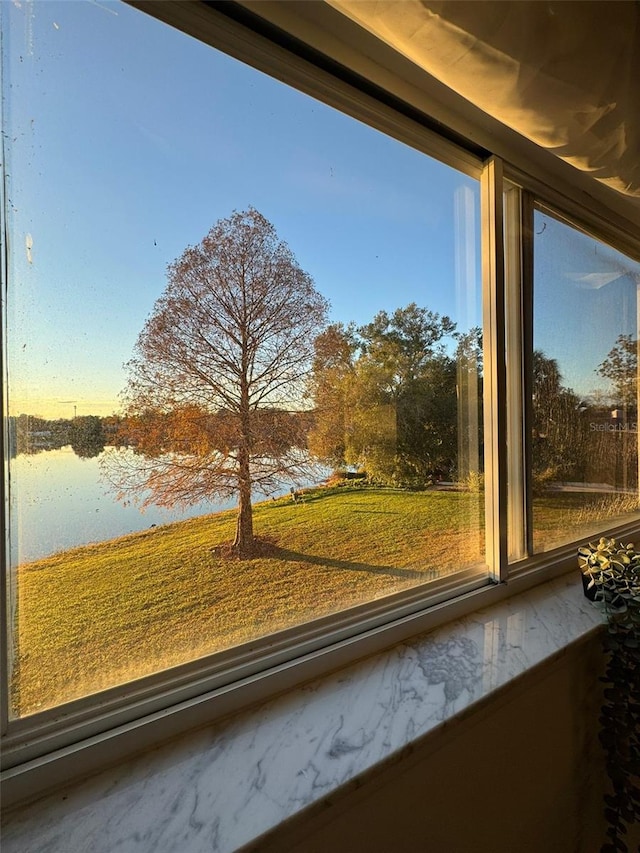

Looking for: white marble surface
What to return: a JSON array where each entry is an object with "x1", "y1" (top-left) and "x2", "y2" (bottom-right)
[{"x1": 1, "y1": 574, "x2": 603, "y2": 853}]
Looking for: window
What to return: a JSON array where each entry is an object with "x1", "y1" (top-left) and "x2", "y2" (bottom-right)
[
  {"x1": 1, "y1": 0, "x2": 639, "y2": 799},
  {"x1": 3, "y1": 0, "x2": 485, "y2": 725},
  {"x1": 531, "y1": 208, "x2": 640, "y2": 552}
]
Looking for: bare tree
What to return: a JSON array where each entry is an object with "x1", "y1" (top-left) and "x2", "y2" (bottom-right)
[{"x1": 105, "y1": 208, "x2": 329, "y2": 556}]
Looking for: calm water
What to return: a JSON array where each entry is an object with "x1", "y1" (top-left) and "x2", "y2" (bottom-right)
[{"x1": 10, "y1": 447, "x2": 248, "y2": 564}]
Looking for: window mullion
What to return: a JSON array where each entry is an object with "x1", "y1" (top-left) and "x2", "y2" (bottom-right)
[
  {"x1": 504, "y1": 184, "x2": 537, "y2": 563},
  {"x1": 504, "y1": 183, "x2": 525, "y2": 561},
  {"x1": 481, "y1": 157, "x2": 508, "y2": 581},
  {"x1": 521, "y1": 192, "x2": 535, "y2": 557}
]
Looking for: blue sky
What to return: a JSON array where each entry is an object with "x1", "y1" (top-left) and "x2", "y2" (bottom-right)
[
  {"x1": 4, "y1": 0, "x2": 481, "y2": 418},
  {"x1": 5, "y1": 0, "x2": 637, "y2": 420},
  {"x1": 534, "y1": 212, "x2": 640, "y2": 400}
]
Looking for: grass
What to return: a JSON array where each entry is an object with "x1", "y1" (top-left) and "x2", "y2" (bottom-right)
[
  {"x1": 12, "y1": 486, "x2": 485, "y2": 717},
  {"x1": 12, "y1": 484, "x2": 639, "y2": 717},
  {"x1": 532, "y1": 491, "x2": 640, "y2": 552}
]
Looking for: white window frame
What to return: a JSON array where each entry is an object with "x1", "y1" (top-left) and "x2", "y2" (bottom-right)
[{"x1": 2, "y1": 0, "x2": 640, "y2": 809}]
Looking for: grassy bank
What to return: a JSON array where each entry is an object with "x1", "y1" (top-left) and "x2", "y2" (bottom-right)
[
  {"x1": 13, "y1": 486, "x2": 484, "y2": 716},
  {"x1": 12, "y1": 485, "x2": 635, "y2": 717}
]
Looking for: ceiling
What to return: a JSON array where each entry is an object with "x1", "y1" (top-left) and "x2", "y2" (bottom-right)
[{"x1": 329, "y1": 1, "x2": 640, "y2": 205}]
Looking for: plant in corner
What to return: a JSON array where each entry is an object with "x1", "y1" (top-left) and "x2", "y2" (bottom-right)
[{"x1": 578, "y1": 537, "x2": 640, "y2": 852}]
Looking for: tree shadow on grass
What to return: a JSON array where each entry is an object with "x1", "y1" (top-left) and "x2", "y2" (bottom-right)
[{"x1": 261, "y1": 543, "x2": 429, "y2": 580}]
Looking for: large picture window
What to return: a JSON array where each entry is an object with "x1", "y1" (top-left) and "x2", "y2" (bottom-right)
[
  {"x1": 3, "y1": 0, "x2": 484, "y2": 720},
  {"x1": 2, "y1": 0, "x2": 639, "y2": 801}
]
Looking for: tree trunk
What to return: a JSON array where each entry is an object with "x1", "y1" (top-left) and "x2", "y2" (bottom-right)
[
  {"x1": 233, "y1": 306, "x2": 254, "y2": 557},
  {"x1": 233, "y1": 445, "x2": 254, "y2": 557}
]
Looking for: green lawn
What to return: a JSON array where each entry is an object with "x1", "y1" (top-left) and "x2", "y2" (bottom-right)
[
  {"x1": 12, "y1": 486, "x2": 484, "y2": 716},
  {"x1": 11, "y1": 485, "x2": 637, "y2": 718}
]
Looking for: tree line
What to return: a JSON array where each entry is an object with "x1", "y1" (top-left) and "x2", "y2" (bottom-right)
[
  {"x1": 307, "y1": 307, "x2": 482, "y2": 488},
  {"x1": 532, "y1": 341, "x2": 638, "y2": 492},
  {"x1": 8, "y1": 414, "x2": 115, "y2": 460}
]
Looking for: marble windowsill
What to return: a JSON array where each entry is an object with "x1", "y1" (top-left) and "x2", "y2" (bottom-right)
[{"x1": 1, "y1": 573, "x2": 603, "y2": 853}]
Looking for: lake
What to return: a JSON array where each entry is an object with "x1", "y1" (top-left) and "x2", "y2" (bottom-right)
[{"x1": 9, "y1": 447, "x2": 314, "y2": 565}]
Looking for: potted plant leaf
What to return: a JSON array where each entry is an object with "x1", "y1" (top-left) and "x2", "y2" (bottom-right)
[{"x1": 578, "y1": 537, "x2": 640, "y2": 852}]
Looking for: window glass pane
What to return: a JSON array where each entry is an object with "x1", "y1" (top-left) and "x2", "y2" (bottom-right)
[
  {"x1": 532, "y1": 209, "x2": 640, "y2": 552},
  {"x1": 3, "y1": 0, "x2": 484, "y2": 718}
]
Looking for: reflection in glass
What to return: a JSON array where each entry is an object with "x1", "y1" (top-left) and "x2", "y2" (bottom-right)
[
  {"x1": 532, "y1": 210, "x2": 640, "y2": 552},
  {"x1": 3, "y1": 0, "x2": 484, "y2": 717}
]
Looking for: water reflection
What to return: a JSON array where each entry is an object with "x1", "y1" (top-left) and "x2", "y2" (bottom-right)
[
  {"x1": 8, "y1": 414, "x2": 113, "y2": 459},
  {"x1": 9, "y1": 445, "x2": 328, "y2": 565},
  {"x1": 9, "y1": 447, "x2": 233, "y2": 565}
]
